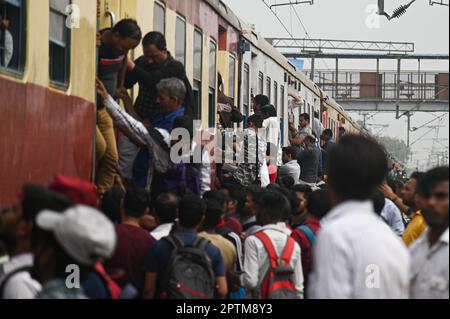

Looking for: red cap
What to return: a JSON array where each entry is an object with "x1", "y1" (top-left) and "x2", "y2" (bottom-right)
[{"x1": 49, "y1": 175, "x2": 98, "y2": 208}]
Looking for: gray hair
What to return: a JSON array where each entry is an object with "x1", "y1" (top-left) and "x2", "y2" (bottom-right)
[{"x1": 156, "y1": 78, "x2": 186, "y2": 103}]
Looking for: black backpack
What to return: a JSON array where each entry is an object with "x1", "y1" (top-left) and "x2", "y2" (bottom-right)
[{"x1": 160, "y1": 235, "x2": 216, "y2": 299}]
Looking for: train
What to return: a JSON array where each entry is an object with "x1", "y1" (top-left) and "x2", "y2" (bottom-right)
[{"x1": 0, "y1": 0, "x2": 363, "y2": 204}]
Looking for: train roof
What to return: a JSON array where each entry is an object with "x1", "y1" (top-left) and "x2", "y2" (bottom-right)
[{"x1": 205, "y1": 0, "x2": 242, "y2": 31}]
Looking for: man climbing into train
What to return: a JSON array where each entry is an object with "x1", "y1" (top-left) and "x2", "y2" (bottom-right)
[{"x1": 96, "y1": 19, "x2": 142, "y2": 197}]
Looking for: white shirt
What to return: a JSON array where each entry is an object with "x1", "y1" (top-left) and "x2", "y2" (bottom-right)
[
  {"x1": 3, "y1": 29, "x2": 13, "y2": 67},
  {"x1": 309, "y1": 201, "x2": 410, "y2": 299},
  {"x1": 0, "y1": 253, "x2": 42, "y2": 299},
  {"x1": 263, "y1": 117, "x2": 282, "y2": 166},
  {"x1": 240, "y1": 224, "x2": 304, "y2": 299},
  {"x1": 150, "y1": 223, "x2": 174, "y2": 241},
  {"x1": 410, "y1": 228, "x2": 449, "y2": 299},
  {"x1": 381, "y1": 198, "x2": 405, "y2": 237}
]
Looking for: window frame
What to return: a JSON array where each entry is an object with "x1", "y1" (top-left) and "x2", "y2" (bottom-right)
[
  {"x1": 193, "y1": 29, "x2": 203, "y2": 120},
  {"x1": 153, "y1": 1, "x2": 166, "y2": 35},
  {"x1": 175, "y1": 15, "x2": 186, "y2": 66},
  {"x1": 208, "y1": 39, "x2": 217, "y2": 128},
  {"x1": 228, "y1": 54, "x2": 236, "y2": 99},
  {"x1": 0, "y1": 0, "x2": 26, "y2": 76},
  {"x1": 266, "y1": 76, "x2": 271, "y2": 101},
  {"x1": 274, "y1": 81, "x2": 278, "y2": 108},
  {"x1": 243, "y1": 63, "x2": 250, "y2": 116},
  {"x1": 258, "y1": 71, "x2": 264, "y2": 95},
  {"x1": 49, "y1": 0, "x2": 71, "y2": 89}
]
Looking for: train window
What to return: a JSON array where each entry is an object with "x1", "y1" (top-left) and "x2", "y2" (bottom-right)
[
  {"x1": 193, "y1": 30, "x2": 202, "y2": 120},
  {"x1": 0, "y1": 0, "x2": 26, "y2": 73},
  {"x1": 258, "y1": 72, "x2": 263, "y2": 95},
  {"x1": 266, "y1": 77, "x2": 271, "y2": 101},
  {"x1": 243, "y1": 63, "x2": 250, "y2": 116},
  {"x1": 228, "y1": 55, "x2": 235, "y2": 99},
  {"x1": 154, "y1": 2, "x2": 165, "y2": 35},
  {"x1": 274, "y1": 81, "x2": 278, "y2": 108},
  {"x1": 49, "y1": 0, "x2": 71, "y2": 87},
  {"x1": 209, "y1": 40, "x2": 217, "y2": 128},
  {"x1": 175, "y1": 16, "x2": 186, "y2": 66}
]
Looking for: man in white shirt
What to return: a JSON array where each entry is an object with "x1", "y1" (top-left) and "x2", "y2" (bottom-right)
[
  {"x1": 0, "y1": 185, "x2": 72, "y2": 299},
  {"x1": 410, "y1": 167, "x2": 449, "y2": 299},
  {"x1": 238, "y1": 191, "x2": 304, "y2": 299},
  {"x1": 309, "y1": 135, "x2": 410, "y2": 299},
  {"x1": 150, "y1": 193, "x2": 177, "y2": 240}
]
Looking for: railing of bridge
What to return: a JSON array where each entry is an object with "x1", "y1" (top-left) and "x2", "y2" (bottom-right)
[{"x1": 304, "y1": 70, "x2": 449, "y2": 102}]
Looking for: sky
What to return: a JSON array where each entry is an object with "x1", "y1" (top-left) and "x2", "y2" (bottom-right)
[{"x1": 223, "y1": 0, "x2": 449, "y2": 171}]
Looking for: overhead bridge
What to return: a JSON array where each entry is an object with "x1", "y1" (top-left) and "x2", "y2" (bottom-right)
[{"x1": 305, "y1": 70, "x2": 449, "y2": 113}]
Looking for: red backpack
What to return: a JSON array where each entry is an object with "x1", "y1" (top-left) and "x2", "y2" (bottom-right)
[{"x1": 254, "y1": 231, "x2": 298, "y2": 299}]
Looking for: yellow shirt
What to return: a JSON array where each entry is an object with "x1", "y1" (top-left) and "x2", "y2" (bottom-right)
[
  {"x1": 199, "y1": 232, "x2": 237, "y2": 273},
  {"x1": 403, "y1": 211, "x2": 427, "y2": 247}
]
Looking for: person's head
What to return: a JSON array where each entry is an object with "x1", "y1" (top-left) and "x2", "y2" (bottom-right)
[
  {"x1": 270, "y1": 188, "x2": 299, "y2": 221},
  {"x1": 400, "y1": 172, "x2": 424, "y2": 208},
  {"x1": 101, "y1": 186, "x2": 125, "y2": 224},
  {"x1": 299, "y1": 113, "x2": 310, "y2": 128},
  {"x1": 177, "y1": 194, "x2": 206, "y2": 230},
  {"x1": 307, "y1": 189, "x2": 332, "y2": 220},
  {"x1": 327, "y1": 135, "x2": 388, "y2": 206},
  {"x1": 108, "y1": 19, "x2": 142, "y2": 55},
  {"x1": 304, "y1": 135, "x2": 316, "y2": 147},
  {"x1": 0, "y1": 12, "x2": 10, "y2": 30},
  {"x1": 247, "y1": 114, "x2": 263, "y2": 130},
  {"x1": 153, "y1": 193, "x2": 178, "y2": 225},
  {"x1": 261, "y1": 105, "x2": 277, "y2": 119},
  {"x1": 220, "y1": 184, "x2": 245, "y2": 216},
  {"x1": 32, "y1": 206, "x2": 116, "y2": 284},
  {"x1": 203, "y1": 200, "x2": 225, "y2": 231},
  {"x1": 156, "y1": 78, "x2": 186, "y2": 114},
  {"x1": 338, "y1": 127, "x2": 346, "y2": 138},
  {"x1": 142, "y1": 31, "x2": 168, "y2": 64},
  {"x1": 0, "y1": 185, "x2": 72, "y2": 255},
  {"x1": 417, "y1": 167, "x2": 449, "y2": 230},
  {"x1": 255, "y1": 191, "x2": 291, "y2": 226},
  {"x1": 122, "y1": 186, "x2": 149, "y2": 219},
  {"x1": 49, "y1": 175, "x2": 98, "y2": 208},
  {"x1": 321, "y1": 129, "x2": 333, "y2": 142},
  {"x1": 291, "y1": 184, "x2": 313, "y2": 215},
  {"x1": 280, "y1": 176, "x2": 295, "y2": 189},
  {"x1": 282, "y1": 146, "x2": 296, "y2": 164},
  {"x1": 252, "y1": 95, "x2": 270, "y2": 114},
  {"x1": 242, "y1": 186, "x2": 265, "y2": 218},
  {"x1": 203, "y1": 190, "x2": 227, "y2": 214}
]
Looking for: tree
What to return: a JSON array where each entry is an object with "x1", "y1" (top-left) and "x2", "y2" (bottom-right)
[{"x1": 377, "y1": 136, "x2": 411, "y2": 164}]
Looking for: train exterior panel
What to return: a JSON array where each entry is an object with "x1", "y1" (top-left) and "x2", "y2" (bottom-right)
[{"x1": 0, "y1": 0, "x2": 97, "y2": 205}]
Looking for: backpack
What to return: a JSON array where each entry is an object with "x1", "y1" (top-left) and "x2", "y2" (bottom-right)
[
  {"x1": 295, "y1": 225, "x2": 317, "y2": 246},
  {"x1": 0, "y1": 266, "x2": 32, "y2": 298},
  {"x1": 254, "y1": 231, "x2": 297, "y2": 299},
  {"x1": 160, "y1": 234, "x2": 216, "y2": 299},
  {"x1": 164, "y1": 145, "x2": 203, "y2": 196}
]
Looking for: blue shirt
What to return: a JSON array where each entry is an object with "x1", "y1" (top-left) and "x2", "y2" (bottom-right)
[
  {"x1": 150, "y1": 107, "x2": 186, "y2": 132},
  {"x1": 133, "y1": 107, "x2": 186, "y2": 187},
  {"x1": 144, "y1": 229, "x2": 225, "y2": 278}
]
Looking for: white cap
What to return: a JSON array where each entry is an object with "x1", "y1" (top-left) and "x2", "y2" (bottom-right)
[{"x1": 36, "y1": 205, "x2": 117, "y2": 266}]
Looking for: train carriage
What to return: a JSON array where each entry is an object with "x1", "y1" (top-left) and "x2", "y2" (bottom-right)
[{"x1": 0, "y1": 0, "x2": 363, "y2": 205}]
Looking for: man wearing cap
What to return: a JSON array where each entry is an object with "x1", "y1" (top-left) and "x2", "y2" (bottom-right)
[
  {"x1": 32, "y1": 206, "x2": 116, "y2": 299},
  {"x1": 0, "y1": 185, "x2": 72, "y2": 299}
]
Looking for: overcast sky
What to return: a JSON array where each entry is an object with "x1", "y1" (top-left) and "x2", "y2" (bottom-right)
[{"x1": 223, "y1": 0, "x2": 449, "y2": 171}]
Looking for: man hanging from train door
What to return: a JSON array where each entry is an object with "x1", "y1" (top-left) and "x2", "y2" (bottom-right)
[
  {"x1": 96, "y1": 19, "x2": 142, "y2": 196},
  {"x1": 119, "y1": 31, "x2": 195, "y2": 192}
]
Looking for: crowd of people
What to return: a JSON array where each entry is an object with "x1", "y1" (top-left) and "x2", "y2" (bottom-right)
[{"x1": 0, "y1": 19, "x2": 448, "y2": 300}]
